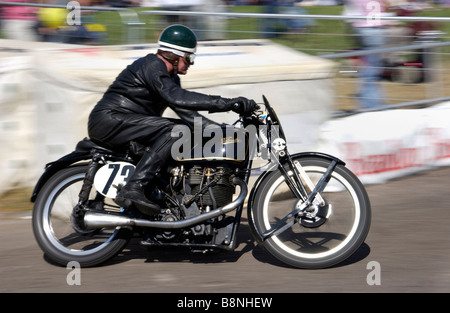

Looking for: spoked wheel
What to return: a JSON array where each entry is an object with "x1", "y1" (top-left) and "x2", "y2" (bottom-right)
[
  {"x1": 32, "y1": 165, "x2": 132, "y2": 267},
  {"x1": 250, "y1": 156, "x2": 371, "y2": 269}
]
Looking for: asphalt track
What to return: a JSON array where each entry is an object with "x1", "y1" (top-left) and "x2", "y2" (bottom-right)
[{"x1": 1, "y1": 166, "x2": 450, "y2": 294}]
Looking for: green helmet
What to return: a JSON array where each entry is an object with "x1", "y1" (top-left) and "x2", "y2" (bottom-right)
[{"x1": 158, "y1": 24, "x2": 197, "y2": 54}]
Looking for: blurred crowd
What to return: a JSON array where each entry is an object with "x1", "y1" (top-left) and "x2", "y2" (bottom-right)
[
  {"x1": 0, "y1": 0, "x2": 447, "y2": 45},
  {"x1": 0, "y1": 0, "x2": 339, "y2": 44},
  {"x1": 0, "y1": 0, "x2": 142, "y2": 44}
]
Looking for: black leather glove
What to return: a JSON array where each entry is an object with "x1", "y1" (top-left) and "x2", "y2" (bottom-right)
[
  {"x1": 229, "y1": 97, "x2": 259, "y2": 115},
  {"x1": 208, "y1": 96, "x2": 259, "y2": 114}
]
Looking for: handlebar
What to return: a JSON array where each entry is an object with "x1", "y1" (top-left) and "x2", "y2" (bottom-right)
[{"x1": 234, "y1": 104, "x2": 263, "y2": 118}]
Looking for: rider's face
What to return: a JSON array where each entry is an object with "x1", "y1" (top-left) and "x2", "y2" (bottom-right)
[{"x1": 177, "y1": 57, "x2": 190, "y2": 75}]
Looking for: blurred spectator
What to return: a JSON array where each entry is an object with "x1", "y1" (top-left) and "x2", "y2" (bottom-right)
[
  {"x1": 0, "y1": 0, "x2": 39, "y2": 41},
  {"x1": 260, "y1": 0, "x2": 278, "y2": 38},
  {"x1": 344, "y1": 0, "x2": 390, "y2": 109},
  {"x1": 65, "y1": 0, "x2": 108, "y2": 44},
  {"x1": 260, "y1": 0, "x2": 314, "y2": 38},
  {"x1": 36, "y1": 1, "x2": 67, "y2": 42},
  {"x1": 107, "y1": 0, "x2": 141, "y2": 7},
  {"x1": 196, "y1": 0, "x2": 227, "y2": 40},
  {"x1": 278, "y1": 0, "x2": 314, "y2": 31},
  {"x1": 36, "y1": 0, "x2": 107, "y2": 44},
  {"x1": 159, "y1": 0, "x2": 202, "y2": 27}
]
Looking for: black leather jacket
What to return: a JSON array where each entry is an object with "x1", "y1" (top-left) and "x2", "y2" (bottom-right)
[{"x1": 89, "y1": 53, "x2": 232, "y2": 127}]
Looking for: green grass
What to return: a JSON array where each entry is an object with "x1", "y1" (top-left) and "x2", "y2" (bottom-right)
[
  {"x1": 226, "y1": 5, "x2": 450, "y2": 55},
  {"x1": 93, "y1": 5, "x2": 450, "y2": 55},
  {"x1": 2, "y1": 4, "x2": 449, "y2": 54},
  {"x1": 0, "y1": 187, "x2": 33, "y2": 214}
]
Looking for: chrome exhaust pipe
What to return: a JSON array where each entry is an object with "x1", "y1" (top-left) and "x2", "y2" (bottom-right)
[
  {"x1": 84, "y1": 177, "x2": 247, "y2": 230},
  {"x1": 83, "y1": 211, "x2": 135, "y2": 229}
]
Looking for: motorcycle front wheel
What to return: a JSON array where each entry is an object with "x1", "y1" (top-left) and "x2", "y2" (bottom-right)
[
  {"x1": 32, "y1": 165, "x2": 132, "y2": 267},
  {"x1": 250, "y1": 156, "x2": 371, "y2": 269}
]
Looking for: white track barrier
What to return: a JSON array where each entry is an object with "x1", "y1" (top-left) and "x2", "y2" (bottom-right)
[
  {"x1": 317, "y1": 102, "x2": 450, "y2": 185},
  {"x1": 0, "y1": 39, "x2": 335, "y2": 195}
]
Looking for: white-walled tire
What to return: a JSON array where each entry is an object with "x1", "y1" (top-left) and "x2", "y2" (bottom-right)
[
  {"x1": 32, "y1": 166, "x2": 132, "y2": 267},
  {"x1": 250, "y1": 157, "x2": 371, "y2": 269}
]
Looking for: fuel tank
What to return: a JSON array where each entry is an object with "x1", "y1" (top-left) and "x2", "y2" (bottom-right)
[{"x1": 173, "y1": 125, "x2": 249, "y2": 164}]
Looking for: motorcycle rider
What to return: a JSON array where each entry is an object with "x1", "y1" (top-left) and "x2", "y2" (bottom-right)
[{"x1": 87, "y1": 24, "x2": 258, "y2": 212}]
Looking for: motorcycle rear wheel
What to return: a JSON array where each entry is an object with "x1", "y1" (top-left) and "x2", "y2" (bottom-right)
[
  {"x1": 32, "y1": 165, "x2": 132, "y2": 267},
  {"x1": 250, "y1": 156, "x2": 371, "y2": 269}
]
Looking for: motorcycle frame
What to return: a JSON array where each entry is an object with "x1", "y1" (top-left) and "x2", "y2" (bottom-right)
[{"x1": 30, "y1": 95, "x2": 345, "y2": 253}]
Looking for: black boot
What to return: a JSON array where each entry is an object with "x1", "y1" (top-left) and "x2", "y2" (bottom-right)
[{"x1": 115, "y1": 148, "x2": 165, "y2": 214}]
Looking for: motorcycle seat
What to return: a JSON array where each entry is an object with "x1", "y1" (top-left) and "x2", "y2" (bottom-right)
[
  {"x1": 75, "y1": 137, "x2": 145, "y2": 157},
  {"x1": 75, "y1": 137, "x2": 117, "y2": 154}
]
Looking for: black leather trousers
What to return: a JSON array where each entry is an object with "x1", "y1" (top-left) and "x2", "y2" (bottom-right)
[{"x1": 88, "y1": 109, "x2": 187, "y2": 160}]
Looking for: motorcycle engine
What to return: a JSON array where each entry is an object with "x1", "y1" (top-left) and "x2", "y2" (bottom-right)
[
  {"x1": 143, "y1": 165, "x2": 237, "y2": 245},
  {"x1": 187, "y1": 166, "x2": 235, "y2": 210}
]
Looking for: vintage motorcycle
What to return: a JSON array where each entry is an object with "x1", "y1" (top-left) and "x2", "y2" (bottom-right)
[{"x1": 31, "y1": 95, "x2": 371, "y2": 269}]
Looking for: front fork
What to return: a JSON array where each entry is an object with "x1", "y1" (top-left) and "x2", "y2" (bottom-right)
[{"x1": 260, "y1": 156, "x2": 338, "y2": 241}]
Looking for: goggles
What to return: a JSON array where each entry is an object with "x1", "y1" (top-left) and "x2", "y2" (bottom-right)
[
  {"x1": 183, "y1": 52, "x2": 196, "y2": 65},
  {"x1": 159, "y1": 46, "x2": 196, "y2": 65}
]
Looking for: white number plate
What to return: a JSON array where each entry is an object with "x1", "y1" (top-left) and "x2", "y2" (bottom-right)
[{"x1": 93, "y1": 162, "x2": 135, "y2": 198}]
